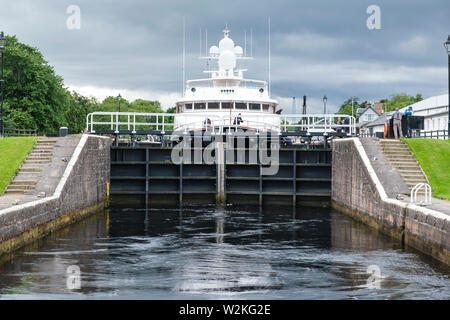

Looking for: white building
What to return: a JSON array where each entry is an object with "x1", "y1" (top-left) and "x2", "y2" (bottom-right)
[
  {"x1": 400, "y1": 94, "x2": 449, "y2": 132},
  {"x1": 356, "y1": 106, "x2": 380, "y2": 125}
]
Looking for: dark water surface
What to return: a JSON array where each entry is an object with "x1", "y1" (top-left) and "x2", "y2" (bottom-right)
[{"x1": 0, "y1": 203, "x2": 449, "y2": 299}]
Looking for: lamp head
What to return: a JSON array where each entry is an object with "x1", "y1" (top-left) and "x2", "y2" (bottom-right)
[
  {"x1": 0, "y1": 32, "x2": 7, "y2": 51},
  {"x1": 444, "y1": 35, "x2": 450, "y2": 54}
]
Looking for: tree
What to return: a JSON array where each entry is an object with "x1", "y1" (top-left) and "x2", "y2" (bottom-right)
[
  {"x1": 2, "y1": 34, "x2": 99, "y2": 133},
  {"x1": 384, "y1": 93, "x2": 422, "y2": 112},
  {"x1": 65, "y1": 92, "x2": 99, "y2": 133},
  {"x1": 336, "y1": 97, "x2": 367, "y2": 118},
  {"x1": 3, "y1": 35, "x2": 69, "y2": 132}
]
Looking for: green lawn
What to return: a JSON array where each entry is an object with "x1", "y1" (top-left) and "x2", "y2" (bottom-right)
[
  {"x1": 403, "y1": 138, "x2": 450, "y2": 200},
  {"x1": 0, "y1": 137, "x2": 38, "y2": 195}
]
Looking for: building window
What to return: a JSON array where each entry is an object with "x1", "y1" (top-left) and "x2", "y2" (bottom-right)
[
  {"x1": 184, "y1": 103, "x2": 192, "y2": 110},
  {"x1": 262, "y1": 104, "x2": 270, "y2": 111},
  {"x1": 208, "y1": 102, "x2": 219, "y2": 109}
]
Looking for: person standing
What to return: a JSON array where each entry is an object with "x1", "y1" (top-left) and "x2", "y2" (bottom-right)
[{"x1": 392, "y1": 108, "x2": 403, "y2": 139}]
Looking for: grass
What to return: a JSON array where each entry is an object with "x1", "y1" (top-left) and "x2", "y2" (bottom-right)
[
  {"x1": 403, "y1": 138, "x2": 450, "y2": 200},
  {"x1": 0, "y1": 137, "x2": 38, "y2": 195}
]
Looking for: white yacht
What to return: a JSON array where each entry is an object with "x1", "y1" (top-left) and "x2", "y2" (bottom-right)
[{"x1": 174, "y1": 26, "x2": 280, "y2": 134}]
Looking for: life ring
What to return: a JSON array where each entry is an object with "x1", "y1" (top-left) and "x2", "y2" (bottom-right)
[{"x1": 384, "y1": 122, "x2": 388, "y2": 138}]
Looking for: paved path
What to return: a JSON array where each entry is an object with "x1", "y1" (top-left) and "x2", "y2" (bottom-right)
[{"x1": 402, "y1": 195, "x2": 450, "y2": 216}]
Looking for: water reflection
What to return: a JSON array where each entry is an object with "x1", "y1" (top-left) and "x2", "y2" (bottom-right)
[{"x1": 0, "y1": 204, "x2": 448, "y2": 299}]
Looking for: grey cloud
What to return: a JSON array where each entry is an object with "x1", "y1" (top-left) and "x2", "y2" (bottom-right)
[{"x1": 0, "y1": 0, "x2": 448, "y2": 111}]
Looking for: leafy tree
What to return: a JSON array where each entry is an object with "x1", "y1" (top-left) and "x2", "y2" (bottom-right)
[
  {"x1": 3, "y1": 35, "x2": 69, "y2": 132},
  {"x1": 166, "y1": 106, "x2": 176, "y2": 113},
  {"x1": 65, "y1": 92, "x2": 99, "y2": 133},
  {"x1": 384, "y1": 93, "x2": 422, "y2": 112},
  {"x1": 335, "y1": 93, "x2": 423, "y2": 118},
  {"x1": 335, "y1": 97, "x2": 367, "y2": 118}
]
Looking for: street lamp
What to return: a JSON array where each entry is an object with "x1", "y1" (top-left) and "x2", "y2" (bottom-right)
[
  {"x1": 117, "y1": 93, "x2": 122, "y2": 113},
  {"x1": 444, "y1": 35, "x2": 450, "y2": 139},
  {"x1": 0, "y1": 32, "x2": 6, "y2": 138},
  {"x1": 322, "y1": 95, "x2": 328, "y2": 114}
]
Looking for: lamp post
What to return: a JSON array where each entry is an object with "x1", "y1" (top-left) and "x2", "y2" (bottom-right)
[
  {"x1": 322, "y1": 95, "x2": 327, "y2": 114},
  {"x1": 0, "y1": 32, "x2": 6, "y2": 138},
  {"x1": 444, "y1": 36, "x2": 450, "y2": 139},
  {"x1": 351, "y1": 97, "x2": 354, "y2": 118},
  {"x1": 117, "y1": 93, "x2": 122, "y2": 113}
]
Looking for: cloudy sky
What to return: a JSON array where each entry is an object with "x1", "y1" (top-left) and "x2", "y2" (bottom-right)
[{"x1": 1, "y1": 0, "x2": 448, "y2": 113}]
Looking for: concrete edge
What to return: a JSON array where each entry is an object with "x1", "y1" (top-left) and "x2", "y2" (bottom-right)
[
  {"x1": 334, "y1": 138, "x2": 450, "y2": 222},
  {"x1": 0, "y1": 134, "x2": 94, "y2": 216}
]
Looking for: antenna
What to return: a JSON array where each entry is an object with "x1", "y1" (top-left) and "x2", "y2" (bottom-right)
[
  {"x1": 182, "y1": 17, "x2": 185, "y2": 97},
  {"x1": 302, "y1": 96, "x2": 307, "y2": 114},
  {"x1": 205, "y1": 28, "x2": 208, "y2": 56},
  {"x1": 268, "y1": 17, "x2": 271, "y2": 95},
  {"x1": 292, "y1": 96, "x2": 296, "y2": 115},
  {"x1": 244, "y1": 30, "x2": 247, "y2": 56},
  {"x1": 199, "y1": 27, "x2": 202, "y2": 57},
  {"x1": 250, "y1": 28, "x2": 253, "y2": 57}
]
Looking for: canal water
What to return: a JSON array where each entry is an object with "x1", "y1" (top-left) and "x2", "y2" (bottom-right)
[{"x1": 0, "y1": 203, "x2": 449, "y2": 299}]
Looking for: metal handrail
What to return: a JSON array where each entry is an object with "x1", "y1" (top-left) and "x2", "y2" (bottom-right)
[
  {"x1": 86, "y1": 112, "x2": 356, "y2": 136},
  {"x1": 410, "y1": 183, "x2": 432, "y2": 205}
]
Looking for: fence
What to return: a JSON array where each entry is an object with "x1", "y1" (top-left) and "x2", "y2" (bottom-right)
[
  {"x1": 411, "y1": 130, "x2": 448, "y2": 140},
  {"x1": 4, "y1": 128, "x2": 37, "y2": 136}
]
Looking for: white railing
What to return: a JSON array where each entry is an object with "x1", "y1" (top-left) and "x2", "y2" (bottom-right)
[
  {"x1": 86, "y1": 112, "x2": 356, "y2": 136},
  {"x1": 279, "y1": 114, "x2": 356, "y2": 136},
  {"x1": 410, "y1": 183, "x2": 432, "y2": 206}
]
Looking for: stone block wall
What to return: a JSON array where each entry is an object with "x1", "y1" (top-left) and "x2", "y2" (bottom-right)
[
  {"x1": 0, "y1": 135, "x2": 110, "y2": 253},
  {"x1": 332, "y1": 138, "x2": 449, "y2": 265}
]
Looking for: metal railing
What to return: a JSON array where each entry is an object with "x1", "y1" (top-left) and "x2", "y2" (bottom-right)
[
  {"x1": 4, "y1": 128, "x2": 37, "y2": 136},
  {"x1": 86, "y1": 112, "x2": 356, "y2": 136},
  {"x1": 410, "y1": 183, "x2": 432, "y2": 205},
  {"x1": 411, "y1": 130, "x2": 448, "y2": 139}
]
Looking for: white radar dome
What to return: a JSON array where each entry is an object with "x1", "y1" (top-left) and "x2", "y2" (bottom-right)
[
  {"x1": 218, "y1": 50, "x2": 236, "y2": 70},
  {"x1": 209, "y1": 45, "x2": 219, "y2": 56},
  {"x1": 234, "y1": 46, "x2": 243, "y2": 57},
  {"x1": 219, "y1": 37, "x2": 235, "y2": 53}
]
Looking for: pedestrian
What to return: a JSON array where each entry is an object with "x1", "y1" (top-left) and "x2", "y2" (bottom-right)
[
  {"x1": 343, "y1": 116, "x2": 350, "y2": 134},
  {"x1": 392, "y1": 108, "x2": 403, "y2": 139},
  {"x1": 336, "y1": 117, "x2": 343, "y2": 133},
  {"x1": 233, "y1": 113, "x2": 243, "y2": 125}
]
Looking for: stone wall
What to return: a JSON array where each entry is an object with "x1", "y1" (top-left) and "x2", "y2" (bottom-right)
[
  {"x1": 331, "y1": 138, "x2": 450, "y2": 265},
  {"x1": 0, "y1": 135, "x2": 111, "y2": 254}
]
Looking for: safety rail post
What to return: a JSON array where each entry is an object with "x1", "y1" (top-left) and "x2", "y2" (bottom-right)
[{"x1": 410, "y1": 183, "x2": 432, "y2": 205}]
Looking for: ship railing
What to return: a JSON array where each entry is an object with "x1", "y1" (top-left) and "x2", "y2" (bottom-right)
[
  {"x1": 86, "y1": 112, "x2": 355, "y2": 136},
  {"x1": 278, "y1": 114, "x2": 356, "y2": 136}
]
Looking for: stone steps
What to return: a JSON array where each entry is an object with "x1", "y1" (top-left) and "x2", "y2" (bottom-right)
[
  {"x1": 24, "y1": 160, "x2": 51, "y2": 164},
  {"x1": 20, "y1": 167, "x2": 43, "y2": 172},
  {"x1": 6, "y1": 184, "x2": 34, "y2": 190},
  {"x1": 380, "y1": 139, "x2": 429, "y2": 192},
  {"x1": 10, "y1": 180, "x2": 37, "y2": 186},
  {"x1": 27, "y1": 157, "x2": 52, "y2": 161},
  {"x1": 398, "y1": 169, "x2": 424, "y2": 174},
  {"x1": 4, "y1": 138, "x2": 56, "y2": 195},
  {"x1": 4, "y1": 189, "x2": 26, "y2": 194}
]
